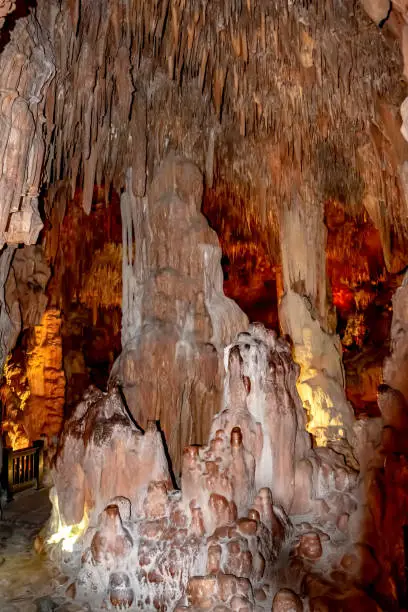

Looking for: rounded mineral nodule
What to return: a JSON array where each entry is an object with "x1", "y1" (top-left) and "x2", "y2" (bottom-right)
[
  {"x1": 109, "y1": 572, "x2": 134, "y2": 608},
  {"x1": 272, "y1": 588, "x2": 303, "y2": 611}
]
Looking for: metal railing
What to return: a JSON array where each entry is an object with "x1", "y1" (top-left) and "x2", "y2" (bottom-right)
[{"x1": 1, "y1": 440, "x2": 44, "y2": 500}]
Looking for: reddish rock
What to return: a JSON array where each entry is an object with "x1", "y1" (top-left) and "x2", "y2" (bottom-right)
[
  {"x1": 272, "y1": 588, "x2": 303, "y2": 611},
  {"x1": 297, "y1": 532, "x2": 323, "y2": 561}
]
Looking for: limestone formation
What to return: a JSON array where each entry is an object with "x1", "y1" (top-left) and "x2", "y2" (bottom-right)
[
  {"x1": 0, "y1": 14, "x2": 54, "y2": 247},
  {"x1": 0, "y1": 0, "x2": 15, "y2": 29},
  {"x1": 50, "y1": 387, "x2": 171, "y2": 527},
  {"x1": 6, "y1": 245, "x2": 51, "y2": 330},
  {"x1": 279, "y1": 195, "x2": 355, "y2": 448},
  {"x1": 0, "y1": 2, "x2": 407, "y2": 612},
  {"x1": 113, "y1": 155, "x2": 248, "y2": 474},
  {"x1": 24, "y1": 309, "x2": 65, "y2": 442},
  {"x1": 48, "y1": 323, "x2": 370, "y2": 610},
  {"x1": 0, "y1": 246, "x2": 19, "y2": 373}
]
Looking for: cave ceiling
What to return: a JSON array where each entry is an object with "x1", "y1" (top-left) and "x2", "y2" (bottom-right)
[
  {"x1": 0, "y1": 0, "x2": 404, "y2": 247},
  {"x1": 0, "y1": 0, "x2": 407, "y2": 374}
]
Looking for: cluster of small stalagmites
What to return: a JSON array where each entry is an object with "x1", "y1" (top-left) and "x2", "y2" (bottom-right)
[
  {"x1": 75, "y1": 425, "x2": 288, "y2": 610},
  {"x1": 52, "y1": 323, "x2": 370, "y2": 609},
  {"x1": 177, "y1": 505, "x2": 284, "y2": 611},
  {"x1": 182, "y1": 421, "x2": 287, "y2": 546},
  {"x1": 172, "y1": 416, "x2": 289, "y2": 612}
]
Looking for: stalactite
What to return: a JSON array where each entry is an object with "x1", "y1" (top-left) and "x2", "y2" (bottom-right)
[{"x1": 20, "y1": 0, "x2": 402, "y2": 261}]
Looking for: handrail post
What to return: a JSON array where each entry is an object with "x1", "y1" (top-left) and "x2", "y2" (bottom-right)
[
  {"x1": 2, "y1": 447, "x2": 14, "y2": 501},
  {"x1": 33, "y1": 440, "x2": 44, "y2": 489}
]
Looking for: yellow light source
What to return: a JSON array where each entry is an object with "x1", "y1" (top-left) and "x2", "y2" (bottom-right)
[{"x1": 47, "y1": 496, "x2": 88, "y2": 552}]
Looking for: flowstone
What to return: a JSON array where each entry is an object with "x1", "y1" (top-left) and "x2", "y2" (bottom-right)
[
  {"x1": 47, "y1": 324, "x2": 380, "y2": 611},
  {"x1": 113, "y1": 155, "x2": 248, "y2": 475}
]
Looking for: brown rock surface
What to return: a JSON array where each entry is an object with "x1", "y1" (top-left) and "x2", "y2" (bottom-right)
[{"x1": 114, "y1": 155, "x2": 248, "y2": 474}]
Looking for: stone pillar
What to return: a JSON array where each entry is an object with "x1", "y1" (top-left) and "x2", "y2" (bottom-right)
[
  {"x1": 279, "y1": 190, "x2": 354, "y2": 447},
  {"x1": 113, "y1": 154, "x2": 248, "y2": 474}
]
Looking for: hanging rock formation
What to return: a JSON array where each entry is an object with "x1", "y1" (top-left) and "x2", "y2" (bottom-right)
[
  {"x1": 0, "y1": 246, "x2": 19, "y2": 373},
  {"x1": 6, "y1": 245, "x2": 51, "y2": 330},
  {"x1": 113, "y1": 155, "x2": 248, "y2": 474},
  {"x1": 0, "y1": 13, "x2": 54, "y2": 247}
]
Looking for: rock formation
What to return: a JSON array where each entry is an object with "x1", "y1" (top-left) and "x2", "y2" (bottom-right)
[
  {"x1": 50, "y1": 387, "x2": 171, "y2": 529},
  {"x1": 353, "y1": 270, "x2": 408, "y2": 607},
  {"x1": 0, "y1": 13, "x2": 54, "y2": 247},
  {"x1": 0, "y1": 3, "x2": 408, "y2": 611},
  {"x1": 279, "y1": 193, "x2": 355, "y2": 448},
  {"x1": 48, "y1": 323, "x2": 378, "y2": 611},
  {"x1": 24, "y1": 309, "x2": 65, "y2": 442},
  {"x1": 0, "y1": 308, "x2": 65, "y2": 449},
  {"x1": 0, "y1": 246, "x2": 19, "y2": 373},
  {"x1": 6, "y1": 245, "x2": 51, "y2": 330},
  {"x1": 0, "y1": 0, "x2": 15, "y2": 29},
  {"x1": 113, "y1": 155, "x2": 248, "y2": 474}
]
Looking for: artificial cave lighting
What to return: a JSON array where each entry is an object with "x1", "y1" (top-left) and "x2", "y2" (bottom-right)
[
  {"x1": 2, "y1": 1, "x2": 408, "y2": 611},
  {"x1": 296, "y1": 379, "x2": 344, "y2": 447},
  {"x1": 47, "y1": 498, "x2": 89, "y2": 554}
]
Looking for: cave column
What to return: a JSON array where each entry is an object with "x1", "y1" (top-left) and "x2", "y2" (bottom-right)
[
  {"x1": 113, "y1": 154, "x2": 248, "y2": 475},
  {"x1": 279, "y1": 188, "x2": 355, "y2": 447}
]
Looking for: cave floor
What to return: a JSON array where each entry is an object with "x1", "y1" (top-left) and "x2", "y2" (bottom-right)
[{"x1": 0, "y1": 488, "x2": 87, "y2": 612}]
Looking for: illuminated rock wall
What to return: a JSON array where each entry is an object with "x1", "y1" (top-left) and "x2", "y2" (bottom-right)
[
  {"x1": 0, "y1": 245, "x2": 52, "y2": 448},
  {"x1": 23, "y1": 309, "x2": 65, "y2": 442},
  {"x1": 0, "y1": 309, "x2": 65, "y2": 449},
  {"x1": 114, "y1": 155, "x2": 248, "y2": 474},
  {"x1": 279, "y1": 195, "x2": 355, "y2": 448}
]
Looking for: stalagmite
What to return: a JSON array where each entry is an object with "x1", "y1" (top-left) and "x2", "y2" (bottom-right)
[
  {"x1": 113, "y1": 154, "x2": 248, "y2": 474},
  {"x1": 0, "y1": 1, "x2": 408, "y2": 611}
]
